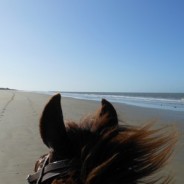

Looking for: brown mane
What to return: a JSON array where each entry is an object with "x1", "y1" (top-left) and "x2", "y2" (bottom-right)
[{"x1": 31, "y1": 94, "x2": 177, "y2": 184}]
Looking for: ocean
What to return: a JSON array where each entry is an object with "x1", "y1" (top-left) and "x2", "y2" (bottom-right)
[{"x1": 60, "y1": 92, "x2": 184, "y2": 112}]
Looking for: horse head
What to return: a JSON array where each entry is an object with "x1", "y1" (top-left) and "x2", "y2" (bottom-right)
[{"x1": 27, "y1": 94, "x2": 176, "y2": 184}]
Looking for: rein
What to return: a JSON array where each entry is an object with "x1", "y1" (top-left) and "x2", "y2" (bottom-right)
[{"x1": 27, "y1": 154, "x2": 76, "y2": 184}]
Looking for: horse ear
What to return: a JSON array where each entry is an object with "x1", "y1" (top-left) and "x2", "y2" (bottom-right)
[
  {"x1": 95, "y1": 99, "x2": 118, "y2": 131},
  {"x1": 40, "y1": 94, "x2": 68, "y2": 151}
]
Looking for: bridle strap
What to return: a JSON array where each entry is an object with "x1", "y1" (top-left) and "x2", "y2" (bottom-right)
[
  {"x1": 27, "y1": 158, "x2": 74, "y2": 184},
  {"x1": 36, "y1": 154, "x2": 49, "y2": 184}
]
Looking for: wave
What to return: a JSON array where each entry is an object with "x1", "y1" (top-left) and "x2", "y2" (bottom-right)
[{"x1": 61, "y1": 92, "x2": 184, "y2": 112}]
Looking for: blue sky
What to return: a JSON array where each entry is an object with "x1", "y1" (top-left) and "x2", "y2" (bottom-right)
[{"x1": 0, "y1": 0, "x2": 183, "y2": 92}]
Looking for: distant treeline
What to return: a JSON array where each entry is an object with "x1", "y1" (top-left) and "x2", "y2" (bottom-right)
[{"x1": 0, "y1": 88, "x2": 12, "y2": 90}]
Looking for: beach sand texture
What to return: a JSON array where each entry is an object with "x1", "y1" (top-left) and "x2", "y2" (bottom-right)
[{"x1": 0, "y1": 90, "x2": 183, "y2": 184}]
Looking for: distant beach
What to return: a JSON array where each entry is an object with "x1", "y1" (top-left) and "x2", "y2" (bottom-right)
[{"x1": 0, "y1": 90, "x2": 183, "y2": 184}]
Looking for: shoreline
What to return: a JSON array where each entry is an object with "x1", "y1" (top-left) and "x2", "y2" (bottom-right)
[
  {"x1": 61, "y1": 92, "x2": 184, "y2": 112},
  {"x1": 61, "y1": 96, "x2": 184, "y2": 125},
  {"x1": 0, "y1": 90, "x2": 183, "y2": 183}
]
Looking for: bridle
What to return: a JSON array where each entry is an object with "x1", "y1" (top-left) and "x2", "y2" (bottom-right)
[{"x1": 27, "y1": 154, "x2": 78, "y2": 184}]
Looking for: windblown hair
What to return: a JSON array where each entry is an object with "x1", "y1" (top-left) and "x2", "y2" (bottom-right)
[{"x1": 34, "y1": 94, "x2": 177, "y2": 184}]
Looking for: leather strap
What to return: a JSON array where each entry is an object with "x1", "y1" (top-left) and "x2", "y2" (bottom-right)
[{"x1": 27, "y1": 159, "x2": 73, "y2": 183}]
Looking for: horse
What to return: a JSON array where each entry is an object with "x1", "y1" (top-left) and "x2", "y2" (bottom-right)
[{"x1": 27, "y1": 94, "x2": 177, "y2": 184}]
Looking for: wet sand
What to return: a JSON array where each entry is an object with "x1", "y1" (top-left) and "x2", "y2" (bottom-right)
[{"x1": 0, "y1": 90, "x2": 183, "y2": 183}]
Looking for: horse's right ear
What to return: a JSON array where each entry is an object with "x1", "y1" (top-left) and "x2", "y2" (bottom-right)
[
  {"x1": 94, "y1": 99, "x2": 118, "y2": 131},
  {"x1": 40, "y1": 94, "x2": 68, "y2": 152}
]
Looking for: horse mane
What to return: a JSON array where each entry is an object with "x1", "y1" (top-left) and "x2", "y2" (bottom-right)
[
  {"x1": 61, "y1": 118, "x2": 176, "y2": 184},
  {"x1": 38, "y1": 95, "x2": 177, "y2": 184}
]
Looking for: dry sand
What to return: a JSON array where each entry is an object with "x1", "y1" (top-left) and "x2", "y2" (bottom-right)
[{"x1": 0, "y1": 90, "x2": 183, "y2": 183}]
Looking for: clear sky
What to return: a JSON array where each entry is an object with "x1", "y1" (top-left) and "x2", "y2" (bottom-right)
[{"x1": 0, "y1": 0, "x2": 183, "y2": 92}]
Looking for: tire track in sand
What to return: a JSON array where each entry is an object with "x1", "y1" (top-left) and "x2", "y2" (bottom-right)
[
  {"x1": 26, "y1": 97, "x2": 38, "y2": 116},
  {"x1": 0, "y1": 92, "x2": 15, "y2": 121}
]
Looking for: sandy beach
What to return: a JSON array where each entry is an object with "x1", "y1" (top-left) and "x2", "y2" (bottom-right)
[{"x1": 0, "y1": 90, "x2": 183, "y2": 184}]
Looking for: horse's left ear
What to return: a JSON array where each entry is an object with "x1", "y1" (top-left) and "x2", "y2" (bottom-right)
[
  {"x1": 95, "y1": 99, "x2": 118, "y2": 130},
  {"x1": 40, "y1": 94, "x2": 69, "y2": 153}
]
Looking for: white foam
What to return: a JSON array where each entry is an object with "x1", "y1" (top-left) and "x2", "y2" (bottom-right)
[{"x1": 61, "y1": 92, "x2": 184, "y2": 112}]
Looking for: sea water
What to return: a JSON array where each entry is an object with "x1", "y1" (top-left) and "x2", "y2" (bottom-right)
[{"x1": 61, "y1": 92, "x2": 184, "y2": 112}]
